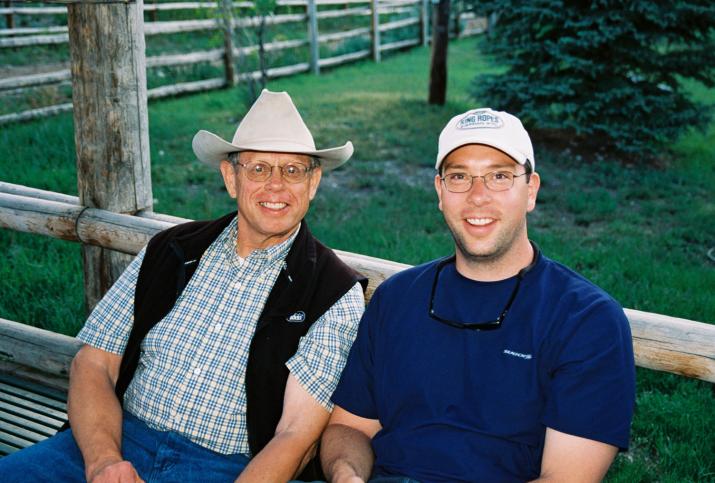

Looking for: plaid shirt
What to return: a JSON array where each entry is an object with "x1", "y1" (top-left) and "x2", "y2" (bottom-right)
[{"x1": 77, "y1": 217, "x2": 364, "y2": 455}]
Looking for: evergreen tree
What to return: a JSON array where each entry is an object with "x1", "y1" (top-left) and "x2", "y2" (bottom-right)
[{"x1": 469, "y1": 1, "x2": 715, "y2": 161}]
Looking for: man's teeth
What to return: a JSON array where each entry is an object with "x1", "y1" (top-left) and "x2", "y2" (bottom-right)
[
  {"x1": 260, "y1": 202, "x2": 287, "y2": 209},
  {"x1": 466, "y1": 218, "x2": 494, "y2": 226}
]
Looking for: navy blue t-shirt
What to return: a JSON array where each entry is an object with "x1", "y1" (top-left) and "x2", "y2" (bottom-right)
[{"x1": 331, "y1": 251, "x2": 635, "y2": 483}]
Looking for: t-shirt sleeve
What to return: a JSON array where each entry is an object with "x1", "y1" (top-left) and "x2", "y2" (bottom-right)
[
  {"x1": 330, "y1": 284, "x2": 382, "y2": 420},
  {"x1": 542, "y1": 298, "x2": 636, "y2": 450},
  {"x1": 76, "y1": 246, "x2": 146, "y2": 355}
]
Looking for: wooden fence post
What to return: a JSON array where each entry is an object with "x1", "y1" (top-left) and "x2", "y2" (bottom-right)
[
  {"x1": 220, "y1": 0, "x2": 237, "y2": 86},
  {"x1": 67, "y1": 0, "x2": 153, "y2": 313},
  {"x1": 452, "y1": 2, "x2": 460, "y2": 38},
  {"x1": 307, "y1": 0, "x2": 320, "y2": 75},
  {"x1": 428, "y1": 0, "x2": 450, "y2": 105},
  {"x1": 4, "y1": 1, "x2": 12, "y2": 30},
  {"x1": 371, "y1": 0, "x2": 380, "y2": 62},
  {"x1": 420, "y1": 0, "x2": 429, "y2": 47}
]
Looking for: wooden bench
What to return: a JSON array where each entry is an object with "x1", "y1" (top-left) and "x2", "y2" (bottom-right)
[
  {"x1": 1, "y1": 306, "x2": 714, "y2": 457},
  {"x1": 0, "y1": 318, "x2": 79, "y2": 456},
  {"x1": 0, "y1": 374, "x2": 67, "y2": 456},
  {"x1": 0, "y1": 185, "x2": 714, "y2": 457}
]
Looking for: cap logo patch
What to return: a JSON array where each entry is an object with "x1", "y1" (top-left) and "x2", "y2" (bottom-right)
[{"x1": 457, "y1": 110, "x2": 503, "y2": 130}]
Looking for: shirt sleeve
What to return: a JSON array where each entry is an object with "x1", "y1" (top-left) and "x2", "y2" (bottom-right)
[
  {"x1": 542, "y1": 298, "x2": 636, "y2": 450},
  {"x1": 286, "y1": 281, "x2": 365, "y2": 411},
  {"x1": 329, "y1": 284, "x2": 382, "y2": 419},
  {"x1": 76, "y1": 246, "x2": 147, "y2": 355}
]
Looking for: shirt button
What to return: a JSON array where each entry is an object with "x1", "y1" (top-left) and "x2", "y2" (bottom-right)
[
  {"x1": 193, "y1": 367, "x2": 201, "y2": 376},
  {"x1": 213, "y1": 324, "x2": 222, "y2": 333}
]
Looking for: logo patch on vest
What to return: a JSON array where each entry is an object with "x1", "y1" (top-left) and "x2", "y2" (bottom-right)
[
  {"x1": 286, "y1": 311, "x2": 306, "y2": 323},
  {"x1": 457, "y1": 110, "x2": 504, "y2": 130}
]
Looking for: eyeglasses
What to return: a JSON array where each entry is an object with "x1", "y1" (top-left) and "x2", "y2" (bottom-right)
[
  {"x1": 234, "y1": 160, "x2": 315, "y2": 184},
  {"x1": 428, "y1": 245, "x2": 540, "y2": 330},
  {"x1": 440, "y1": 170, "x2": 529, "y2": 193}
]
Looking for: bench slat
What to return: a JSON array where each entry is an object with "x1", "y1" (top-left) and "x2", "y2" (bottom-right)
[
  {"x1": 0, "y1": 430, "x2": 34, "y2": 453},
  {"x1": 0, "y1": 440, "x2": 22, "y2": 456},
  {"x1": 0, "y1": 373, "x2": 68, "y2": 402},
  {"x1": 0, "y1": 381, "x2": 67, "y2": 412},
  {"x1": 0, "y1": 407, "x2": 62, "y2": 436},
  {"x1": 0, "y1": 399, "x2": 65, "y2": 429},
  {"x1": 0, "y1": 418, "x2": 51, "y2": 444},
  {"x1": 0, "y1": 392, "x2": 68, "y2": 421}
]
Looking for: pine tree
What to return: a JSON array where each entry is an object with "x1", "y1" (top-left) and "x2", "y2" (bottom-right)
[{"x1": 470, "y1": 1, "x2": 715, "y2": 161}]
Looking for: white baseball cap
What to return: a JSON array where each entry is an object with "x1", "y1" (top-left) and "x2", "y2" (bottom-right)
[{"x1": 435, "y1": 108, "x2": 534, "y2": 171}]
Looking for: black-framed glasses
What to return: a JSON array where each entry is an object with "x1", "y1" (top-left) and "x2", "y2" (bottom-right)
[
  {"x1": 428, "y1": 244, "x2": 540, "y2": 331},
  {"x1": 234, "y1": 160, "x2": 315, "y2": 184},
  {"x1": 440, "y1": 170, "x2": 529, "y2": 193}
]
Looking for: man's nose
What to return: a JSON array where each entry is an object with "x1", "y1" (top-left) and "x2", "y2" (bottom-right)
[
  {"x1": 264, "y1": 166, "x2": 287, "y2": 189},
  {"x1": 467, "y1": 176, "x2": 492, "y2": 204}
]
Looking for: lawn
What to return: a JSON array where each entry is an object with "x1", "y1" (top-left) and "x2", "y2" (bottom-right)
[{"x1": 0, "y1": 36, "x2": 713, "y2": 481}]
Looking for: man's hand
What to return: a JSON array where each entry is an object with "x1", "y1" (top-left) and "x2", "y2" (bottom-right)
[
  {"x1": 87, "y1": 459, "x2": 144, "y2": 483},
  {"x1": 67, "y1": 345, "x2": 128, "y2": 483},
  {"x1": 235, "y1": 374, "x2": 331, "y2": 482},
  {"x1": 328, "y1": 461, "x2": 368, "y2": 483},
  {"x1": 321, "y1": 406, "x2": 381, "y2": 482}
]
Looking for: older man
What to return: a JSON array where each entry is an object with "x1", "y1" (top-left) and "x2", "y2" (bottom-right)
[
  {"x1": 1, "y1": 90, "x2": 366, "y2": 482},
  {"x1": 321, "y1": 108, "x2": 635, "y2": 482}
]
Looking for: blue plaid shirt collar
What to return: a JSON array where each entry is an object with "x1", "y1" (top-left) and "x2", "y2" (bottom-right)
[{"x1": 222, "y1": 217, "x2": 300, "y2": 268}]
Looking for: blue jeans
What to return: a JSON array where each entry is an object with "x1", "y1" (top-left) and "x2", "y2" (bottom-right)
[
  {"x1": 0, "y1": 411, "x2": 250, "y2": 482},
  {"x1": 369, "y1": 478, "x2": 421, "y2": 483}
]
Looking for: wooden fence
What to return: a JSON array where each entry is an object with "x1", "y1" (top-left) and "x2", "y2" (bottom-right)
[
  {"x1": 0, "y1": 0, "x2": 486, "y2": 125},
  {"x1": 0, "y1": 181, "x2": 714, "y2": 389}
]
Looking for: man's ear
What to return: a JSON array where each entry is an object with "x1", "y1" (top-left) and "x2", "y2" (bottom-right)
[
  {"x1": 434, "y1": 173, "x2": 444, "y2": 212},
  {"x1": 308, "y1": 167, "x2": 322, "y2": 201},
  {"x1": 220, "y1": 159, "x2": 237, "y2": 199},
  {"x1": 526, "y1": 172, "x2": 540, "y2": 212}
]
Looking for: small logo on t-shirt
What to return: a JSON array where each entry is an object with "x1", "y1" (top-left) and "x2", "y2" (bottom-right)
[
  {"x1": 286, "y1": 311, "x2": 306, "y2": 323},
  {"x1": 503, "y1": 349, "x2": 532, "y2": 360}
]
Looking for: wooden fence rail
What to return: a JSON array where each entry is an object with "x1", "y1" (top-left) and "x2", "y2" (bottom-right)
[
  {"x1": 0, "y1": 183, "x2": 713, "y2": 385},
  {"x1": 0, "y1": 1, "x2": 483, "y2": 126}
]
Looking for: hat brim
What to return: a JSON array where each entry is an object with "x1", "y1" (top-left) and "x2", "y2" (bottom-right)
[{"x1": 192, "y1": 130, "x2": 353, "y2": 171}]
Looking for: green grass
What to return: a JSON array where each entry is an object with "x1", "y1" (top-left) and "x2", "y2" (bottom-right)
[{"x1": 1, "y1": 36, "x2": 714, "y2": 481}]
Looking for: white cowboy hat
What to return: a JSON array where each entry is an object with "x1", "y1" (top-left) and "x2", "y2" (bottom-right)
[{"x1": 192, "y1": 89, "x2": 353, "y2": 171}]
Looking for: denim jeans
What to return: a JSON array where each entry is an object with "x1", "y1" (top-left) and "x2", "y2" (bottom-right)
[
  {"x1": 0, "y1": 411, "x2": 250, "y2": 482},
  {"x1": 369, "y1": 477, "x2": 421, "y2": 483}
]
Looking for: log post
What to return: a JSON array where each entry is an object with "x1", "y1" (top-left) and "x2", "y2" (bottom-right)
[
  {"x1": 67, "y1": 0, "x2": 153, "y2": 313},
  {"x1": 3, "y1": 1, "x2": 12, "y2": 31},
  {"x1": 452, "y1": 1, "x2": 460, "y2": 38},
  {"x1": 307, "y1": 0, "x2": 320, "y2": 75},
  {"x1": 220, "y1": 0, "x2": 237, "y2": 86},
  {"x1": 371, "y1": 0, "x2": 380, "y2": 62},
  {"x1": 427, "y1": 0, "x2": 449, "y2": 105},
  {"x1": 420, "y1": 0, "x2": 429, "y2": 47}
]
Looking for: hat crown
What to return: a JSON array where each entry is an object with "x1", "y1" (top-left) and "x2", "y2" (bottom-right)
[
  {"x1": 436, "y1": 108, "x2": 535, "y2": 170},
  {"x1": 232, "y1": 90, "x2": 316, "y2": 151},
  {"x1": 191, "y1": 89, "x2": 353, "y2": 171}
]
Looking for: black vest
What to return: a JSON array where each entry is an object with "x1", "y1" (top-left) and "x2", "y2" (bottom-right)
[{"x1": 116, "y1": 213, "x2": 366, "y2": 479}]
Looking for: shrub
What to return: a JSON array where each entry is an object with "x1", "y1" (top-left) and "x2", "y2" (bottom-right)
[{"x1": 469, "y1": 1, "x2": 715, "y2": 162}]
